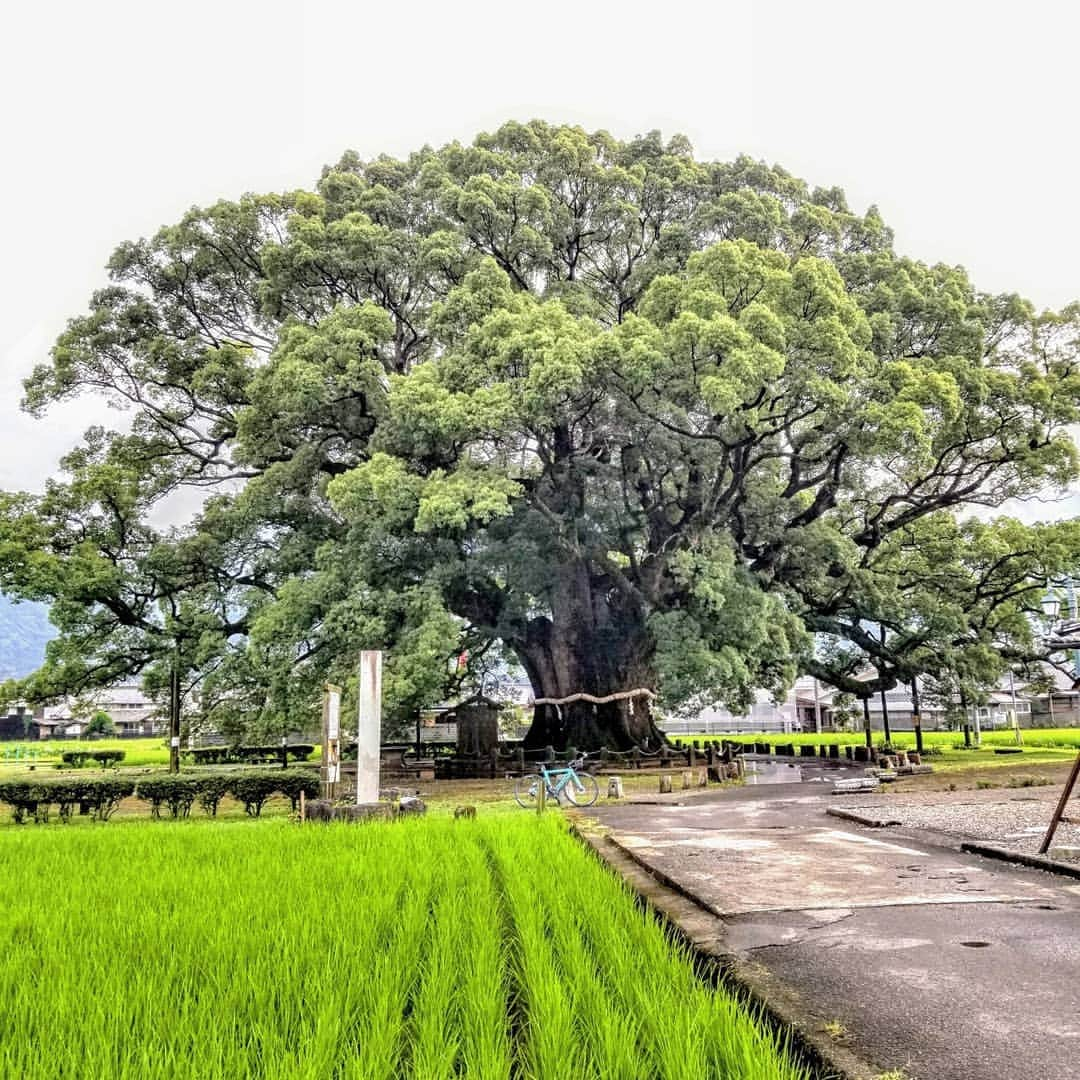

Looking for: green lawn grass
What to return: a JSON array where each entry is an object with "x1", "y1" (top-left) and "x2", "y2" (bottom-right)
[{"x1": 0, "y1": 814, "x2": 807, "y2": 1080}]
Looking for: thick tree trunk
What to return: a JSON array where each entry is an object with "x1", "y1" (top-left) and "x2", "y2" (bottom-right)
[{"x1": 514, "y1": 561, "x2": 663, "y2": 751}]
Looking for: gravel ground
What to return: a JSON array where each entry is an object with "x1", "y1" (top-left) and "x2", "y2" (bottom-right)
[{"x1": 837, "y1": 790, "x2": 1080, "y2": 853}]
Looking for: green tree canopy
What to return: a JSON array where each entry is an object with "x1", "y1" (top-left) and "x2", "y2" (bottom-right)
[{"x1": 3, "y1": 121, "x2": 1080, "y2": 747}]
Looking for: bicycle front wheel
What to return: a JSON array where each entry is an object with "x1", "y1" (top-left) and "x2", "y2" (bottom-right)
[
  {"x1": 513, "y1": 776, "x2": 540, "y2": 809},
  {"x1": 566, "y1": 772, "x2": 599, "y2": 807}
]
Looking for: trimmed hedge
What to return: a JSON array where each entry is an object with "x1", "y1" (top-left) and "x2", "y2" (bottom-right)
[
  {"x1": 230, "y1": 772, "x2": 283, "y2": 818},
  {"x1": 196, "y1": 775, "x2": 232, "y2": 817},
  {"x1": 183, "y1": 744, "x2": 315, "y2": 766},
  {"x1": 0, "y1": 769, "x2": 321, "y2": 823},
  {"x1": 60, "y1": 749, "x2": 126, "y2": 769},
  {"x1": 228, "y1": 771, "x2": 320, "y2": 817},
  {"x1": 276, "y1": 771, "x2": 321, "y2": 812},
  {"x1": 0, "y1": 777, "x2": 135, "y2": 823},
  {"x1": 137, "y1": 776, "x2": 201, "y2": 819}
]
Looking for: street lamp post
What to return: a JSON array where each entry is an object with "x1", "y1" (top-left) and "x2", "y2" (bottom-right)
[
  {"x1": 1037, "y1": 577, "x2": 1080, "y2": 854},
  {"x1": 910, "y1": 675, "x2": 924, "y2": 755}
]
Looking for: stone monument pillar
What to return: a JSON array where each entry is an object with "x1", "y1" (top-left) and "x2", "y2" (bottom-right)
[{"x1": 356, "y1": 651, "x2": 382, "y2": 805}]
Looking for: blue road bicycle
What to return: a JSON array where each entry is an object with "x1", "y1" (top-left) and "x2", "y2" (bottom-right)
[{"x1": 514, "y1": 756, "x2": 599, "y2": 808}]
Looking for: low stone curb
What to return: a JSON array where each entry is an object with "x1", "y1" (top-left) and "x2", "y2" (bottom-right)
[
  {"x1": 826, "y1": 806, "x2": 901, "y2": 828},
  {"x1": 960, "y1": 841, "x2": 1080, "y2": 880},
  {"x1": 830, "y1": 777, "x2": 880, "y2": 794},
  {"x1": 574, "y1": 825, "x2": 880, "y2": 1080}
]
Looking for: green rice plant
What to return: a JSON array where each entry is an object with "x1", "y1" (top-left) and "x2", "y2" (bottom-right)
[{"x1": 0, "y1": 814, "x2": 808, "y2": 1079}]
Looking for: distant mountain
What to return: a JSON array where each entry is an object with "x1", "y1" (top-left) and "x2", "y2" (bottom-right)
[{"x1": 0, "y1": 596, "x2": 54, "y2": 680}]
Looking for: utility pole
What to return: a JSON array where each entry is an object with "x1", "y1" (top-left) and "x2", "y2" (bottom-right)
[
  {"x1": 813, "y1": 678, "x2": 822, "y2": 734},
  {"x1": 910, "y1": 676, "x2": 924, "y2": 755},
  {"x1": 862, "y1": 695, "x2": 873, "y2": 749},
  {"x1": 168, "y1": 654, "x2": 181, "y2": 774},
  {"x1": 878, "y1": 625, "x2": 891, "y2": 744}
]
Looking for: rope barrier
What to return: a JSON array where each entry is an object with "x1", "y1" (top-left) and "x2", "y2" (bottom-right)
[{"x1": 532, "y1": 688, "x2": 656, "y2": 721}]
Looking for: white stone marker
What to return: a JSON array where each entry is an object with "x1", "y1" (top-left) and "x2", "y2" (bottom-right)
[{"x1": 356, "y1": 651, "x2": 383, "y2": 805}]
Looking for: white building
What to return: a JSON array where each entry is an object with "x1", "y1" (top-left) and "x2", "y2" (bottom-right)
[
  {"x1": 40, "y1": 684, "x2": 165, "y2": 737},
  {"x1": 666, "y1": 677, "x2": 831, "y2": 735}
]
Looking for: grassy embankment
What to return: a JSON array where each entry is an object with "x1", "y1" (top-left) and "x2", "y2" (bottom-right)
[{"x1": 0, "y1": 814, "x2": 808, "y2": 1080}]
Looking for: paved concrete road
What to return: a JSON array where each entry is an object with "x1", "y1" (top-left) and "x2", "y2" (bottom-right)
[{"x1": 592, "y1": 789, "x2": 1080, "y2": 1080}]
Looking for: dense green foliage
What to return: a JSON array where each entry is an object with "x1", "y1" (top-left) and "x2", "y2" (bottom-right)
[
  {"x1": 136, "y1": 775, "x2": 204, "y2": 818},
  {"x1": 61, "y1": 748, "x2": 125, "y2": 768},
  {"x1": 3, "y1": 120, "x2": 1080, "y2": 747},
  {"x1": 184, "y1": 743, "x2": 314, "y2": 765},
  {"x1": 83, "y1": 709, "x2": 115, "y2": 737},
  {"x1": 0, "y1": 770, "x2": 318, "y2": 822},
  {"x1": 0, "y1": 776, "x2": 135, "y2": 822},
  {"x1": 0, "y1": 815, "x2": 807, "y2": 1079}
]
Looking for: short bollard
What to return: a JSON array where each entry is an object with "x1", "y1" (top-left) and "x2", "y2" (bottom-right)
[
  {"x1": 697, "y1": 768, "x2": 708, "y2": 787},
  {"x1": 659, "y1": 774, "x2": 672, "y2": 794},
  {"x1": 607, "y1": 776, "x2": 624, "y2": 799},
  {"x1": 681, "y1": 769, "x2": 693, "y2": 789}
]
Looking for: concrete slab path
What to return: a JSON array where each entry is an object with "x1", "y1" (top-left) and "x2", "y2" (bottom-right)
[{"x1": 590, "y1": 787, "x2": 1080, "y2": 1080}]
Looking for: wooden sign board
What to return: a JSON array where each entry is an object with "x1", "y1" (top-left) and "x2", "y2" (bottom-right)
[{"x1": 322, "y1": 684, "x2": 342, "y2": 798}]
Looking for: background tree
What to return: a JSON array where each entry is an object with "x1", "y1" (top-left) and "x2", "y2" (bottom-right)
[
  {"x1": 83, "y1": 709, "x2": 116, "y2": 737},
  {"x1": 3, "y1": 121, "x2": 1080, "y2": 749}
]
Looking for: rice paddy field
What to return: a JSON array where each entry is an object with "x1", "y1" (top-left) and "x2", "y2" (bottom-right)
[
  {"x1": 0, "y1": 814, "x2": 807, "y2": 1080},
  {"x1": 0, "y1": 738, "x2": 169, "y2": 772}
]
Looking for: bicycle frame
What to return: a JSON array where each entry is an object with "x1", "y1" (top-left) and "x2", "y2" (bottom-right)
[{"x1": 536, "y1": 762, "x2": 585, "y2": 801}]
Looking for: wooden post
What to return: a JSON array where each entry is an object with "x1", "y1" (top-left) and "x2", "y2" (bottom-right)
[
  {"x1": 321, "y1": 684, "x2": 342, "y2": 801},
  {"x1": 681, "y1": 770, "x2": 693, "y2": 789},
  {"x1": 1040, "y1": 751, "x2": 1080, "y2": 854},
  {"x1": 299, "y1": 790, "x2": 306, "y2": 822},
  {"x1": 697, "y1": 768, "x2": 708, "y2": 787},
  {"x1": 356, "y1": 651, "x2": 382, "y2": 805},
  {"x1": 659, "y1": 774, "x2": 672, "y2": 794},
  {"x1": 537, "y1": 777, "x2": 547, "y2": 814}
]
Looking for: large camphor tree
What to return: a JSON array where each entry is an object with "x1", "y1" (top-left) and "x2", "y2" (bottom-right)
[{"x1": 3, "y1": 121, "x2": 1080, "y2": 748}]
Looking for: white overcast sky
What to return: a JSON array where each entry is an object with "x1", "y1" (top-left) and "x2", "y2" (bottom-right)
[{"x1": 2, "y1": 0, "x2": 1078, "y2": 518}]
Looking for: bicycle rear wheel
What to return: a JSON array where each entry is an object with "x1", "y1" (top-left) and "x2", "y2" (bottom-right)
[
  {"x1": 566, "y1": 772, "x2": 599, "y2": 807},
  {"x1": 513, "y1": 776, "x2": 541, "y2": 808}
]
